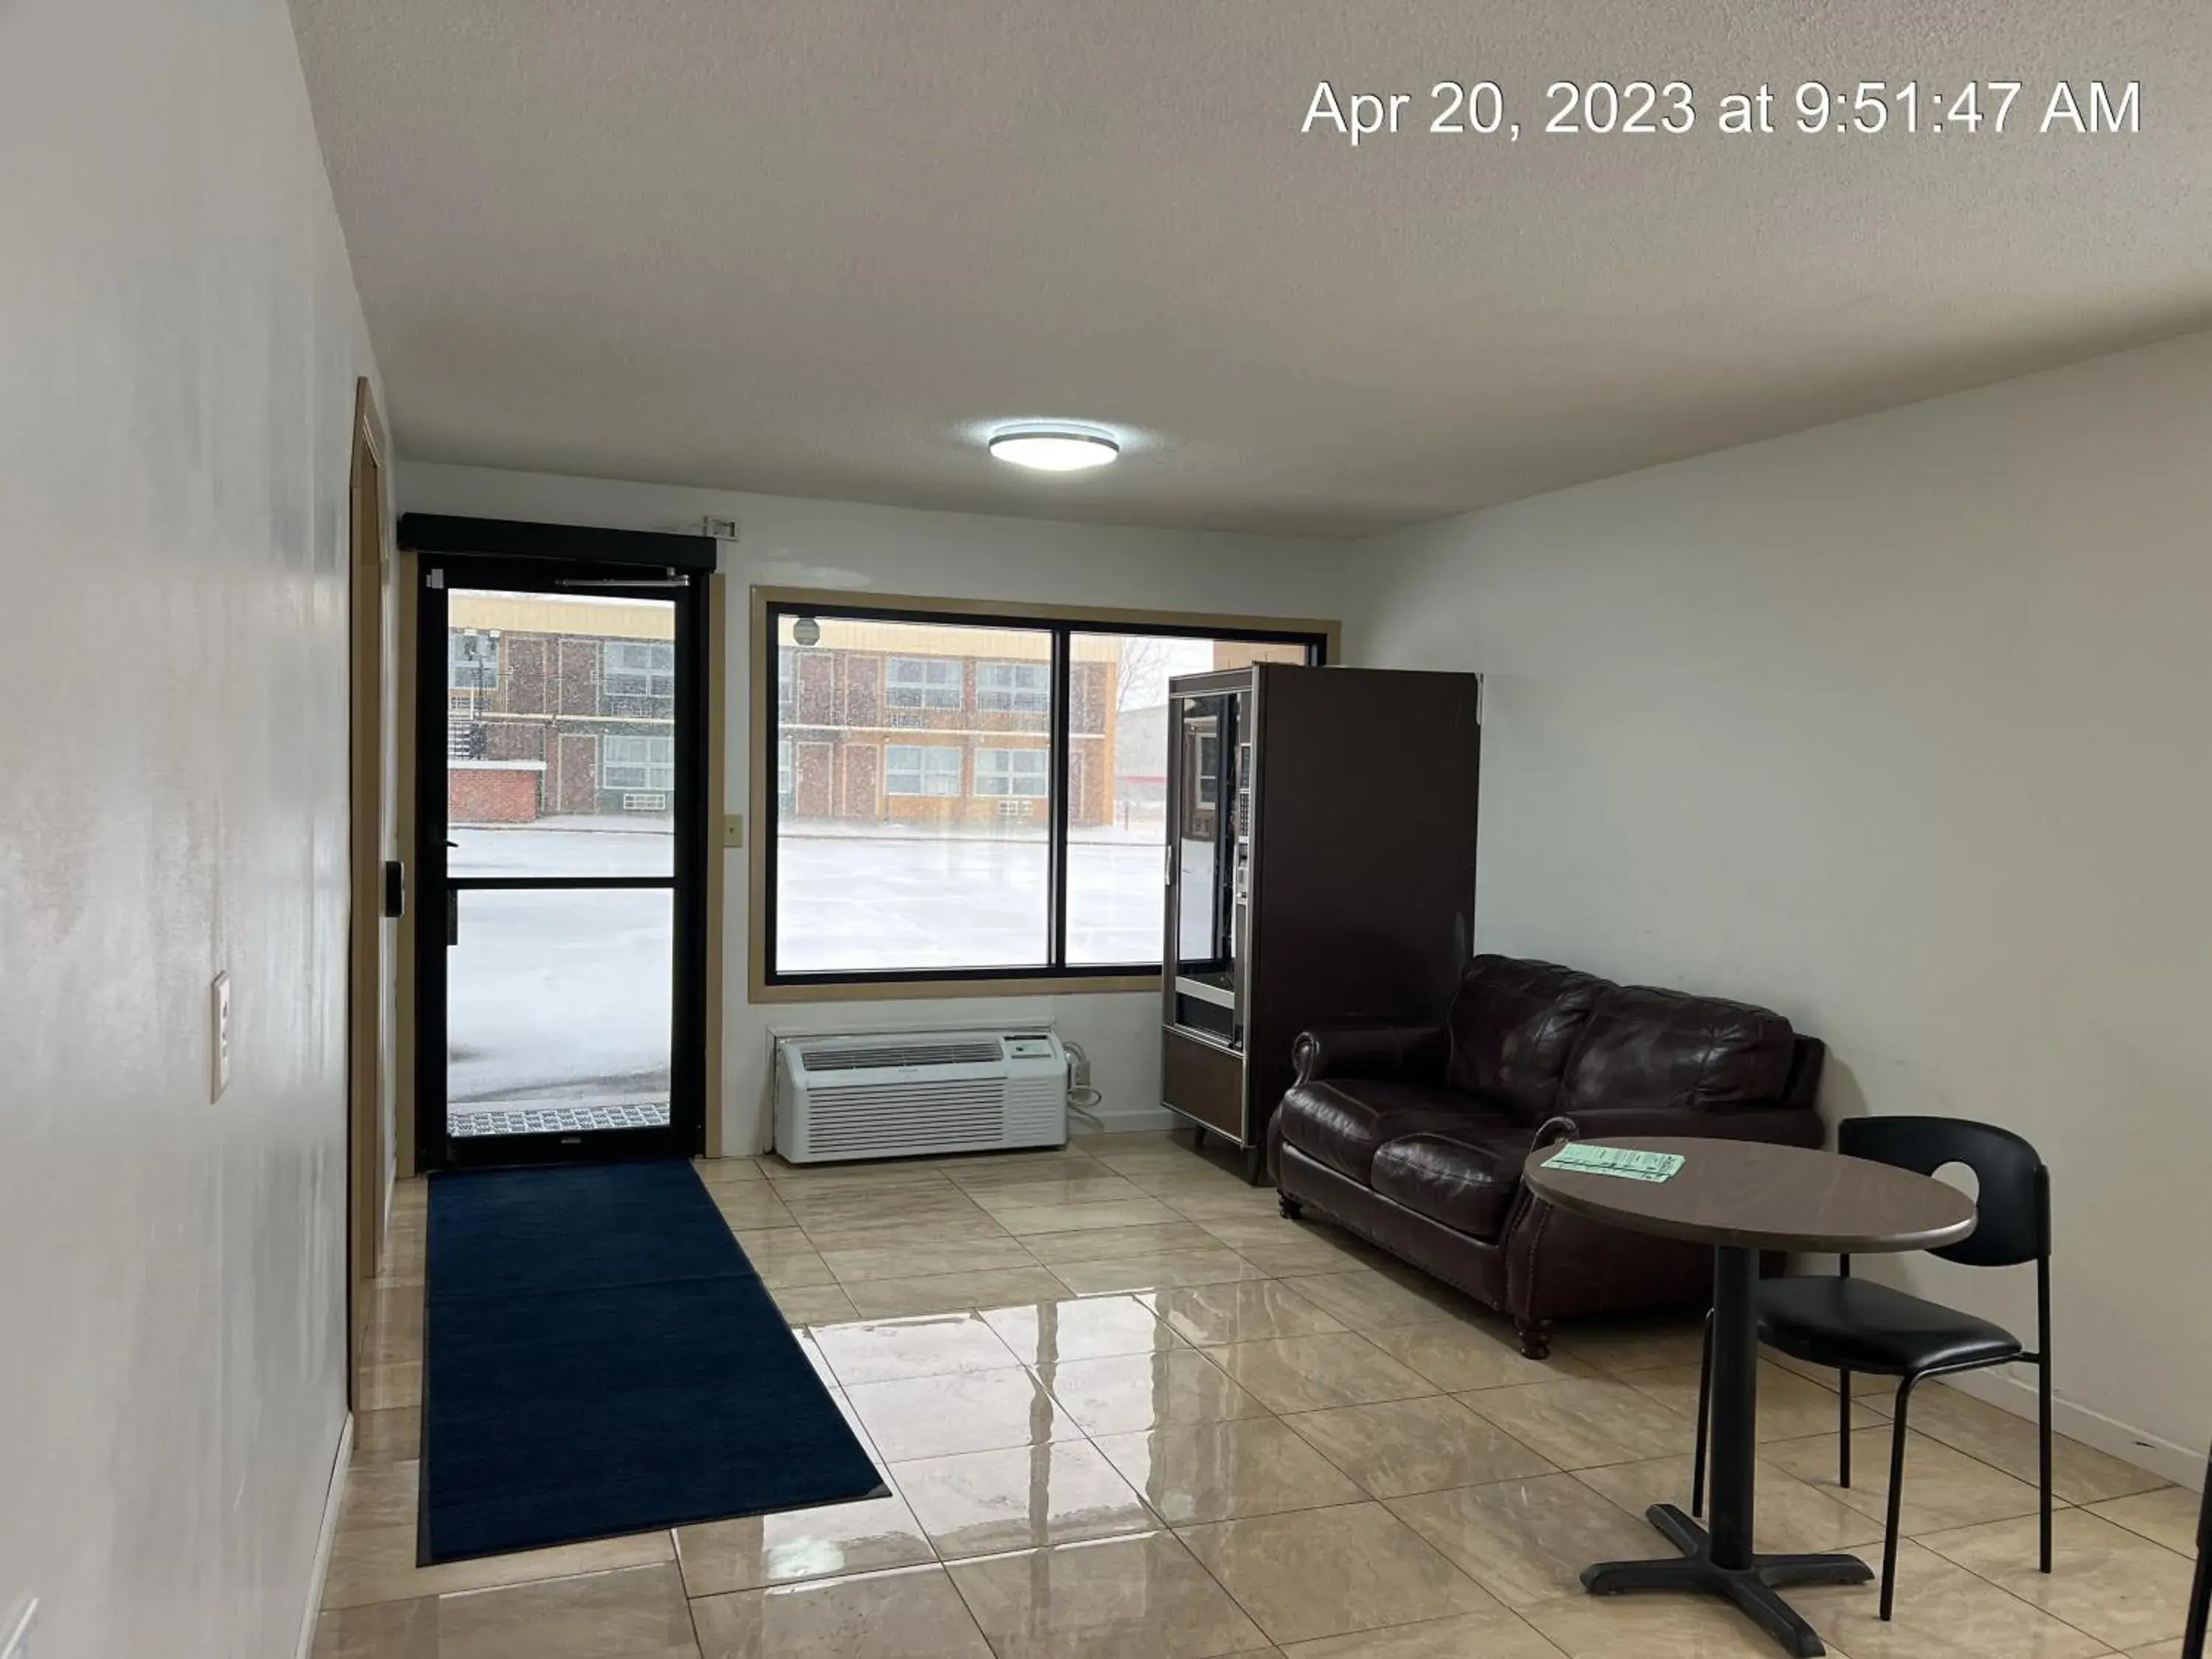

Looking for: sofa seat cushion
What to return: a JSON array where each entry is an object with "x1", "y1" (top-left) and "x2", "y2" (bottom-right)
[
  {"x1": 1557, "y1": 985, "x2": 1795, "y2": 1116},
  {"x1": 1369, "y1": 1127, "x2": 1537, "y2": 1242},
  {"x1": 1276, "y1": 1080, "x2": 1500, "y2": 1185}
]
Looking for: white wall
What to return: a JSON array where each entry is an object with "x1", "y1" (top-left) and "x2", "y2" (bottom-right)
[
  {"x1": 400, "y1": 465, "x2": 1352, "y2": 1153},
  {"x1": 0, "y1": 1, "x2": 380, "y2": 1654},
  {"x1": 1354, "y1": 329, "x2": 2212, "y2": 1479}
]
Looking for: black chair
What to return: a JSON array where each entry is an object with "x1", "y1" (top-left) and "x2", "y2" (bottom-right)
[
  {"x1": 2183, "y1": 1450, "x2": 2211, "y2": 1659},
  {"x1": 1691, "y1": 1116, "x2": 2052, "y2": 1621}
]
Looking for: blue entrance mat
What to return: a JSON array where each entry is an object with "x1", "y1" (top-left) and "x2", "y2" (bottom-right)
[{"x1": 420, "y1": 1160, "x2": 883, "y2": 1563}]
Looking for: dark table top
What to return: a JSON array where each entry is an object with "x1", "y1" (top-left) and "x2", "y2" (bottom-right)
[{"x1": 1521, "y1": 1136, "x2": 1978, "y2": 1254}]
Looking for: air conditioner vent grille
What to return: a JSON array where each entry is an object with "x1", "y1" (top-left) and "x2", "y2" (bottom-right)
[
  {"x1": 775, "y1": 1027, "x2": 1066, "y2": 1164},
  {"x1": 799, "y1": 1038, "x2": 1003, "y2": 1072},
  {"x1": 802, "y1": 1079, "x2": 1009, "y2": 1151}
]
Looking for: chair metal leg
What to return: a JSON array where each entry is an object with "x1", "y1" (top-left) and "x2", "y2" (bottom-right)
[
  {"x1": 1838, "y1": 1366, "x2": 1852, "y2": 1489},
  {"x1": 2180, "y1": 1452, "x2": 2211, "y2": 1659},
  {"x1": 1880, "y1": 1376, "x2": 1918, "y2": 1621},
  {"x1": 2037, "y1": 1233, "x2": 2054, "y2": 1576},
  {"x1": 1692, "y1": 1310, "x2": 1713, "y2": 1517},
  {"x1": 2037, "y1": 1347, "x2": 2053, "y2": 1573}
]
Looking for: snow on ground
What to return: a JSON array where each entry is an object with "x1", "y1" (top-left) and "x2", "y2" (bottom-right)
[
  {"x1": 444, "y1": 821, "x2": 1165, "y2": 1115},
  {"x1": 774, "y1": 833, "x2": 1162, "y2": 971}
]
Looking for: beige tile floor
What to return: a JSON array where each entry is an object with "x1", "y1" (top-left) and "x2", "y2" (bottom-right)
[{"x1": 319, "y1": 1132, "x2": 2192, "y2": 1658}]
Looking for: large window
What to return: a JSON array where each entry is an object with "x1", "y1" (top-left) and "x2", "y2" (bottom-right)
[{"x1": 762, "y1": 599, "x2": 1327, "y2": 985}]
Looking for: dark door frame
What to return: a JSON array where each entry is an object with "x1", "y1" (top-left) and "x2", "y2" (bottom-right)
[{"x1": 413, "y1": 551, "x2": 710, "y2": 1170}]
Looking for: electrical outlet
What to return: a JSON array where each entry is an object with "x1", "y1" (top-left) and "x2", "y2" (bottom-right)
[
  {"x1": 210, "y1": 972, "x2": 231, "y2": 1102},
  {"x1": 1, "y1": 1596, "x2": 37, "y2": 1659}
]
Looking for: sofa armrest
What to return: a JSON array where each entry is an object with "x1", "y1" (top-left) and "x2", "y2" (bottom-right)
[
  {"x1": 1530, "y1": 1103, "x2": 1824, "y2": 1150},
  {"x1": 1291, "y1": 1020, "x2": 1450, "y2": 1086}
]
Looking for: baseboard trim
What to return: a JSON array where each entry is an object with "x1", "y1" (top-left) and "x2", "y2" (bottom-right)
[
  {"x1": 1070, "y1": 1103, "x2": 1178, "y2": 1135},
  {"x1": 1939, "y1": 1366, "x2": 2204, "y2": 1491},
  {"x1": 296, "y1": 1413, "x2": 353, "y2": 1659}
]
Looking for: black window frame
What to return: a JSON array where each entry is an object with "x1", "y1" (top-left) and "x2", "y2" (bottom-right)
[{"x1": 759, "y1": 597, "x2": 1329, "y2": 991}]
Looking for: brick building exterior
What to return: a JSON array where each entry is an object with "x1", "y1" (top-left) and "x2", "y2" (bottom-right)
[
  {"x1": 446, "y1": 591, "x2": 678, "y2": 824},
  {"x1": 445, "y1": 599, "x2": 1300, "y2": 830},
  {"x1": 776, "y1": 620, "x2": 1120, "y2": 829}
]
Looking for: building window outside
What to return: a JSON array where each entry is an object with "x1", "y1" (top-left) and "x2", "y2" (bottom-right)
[
  {"x1": 975, "y1": 746, "x2": 1048, "y2": 797},
  {"x1": 977, "y1": 661, "x2": 1049, "y2": 713},
  {"x1": 603, "y1": 734, "x2": 675, "y2": 792},
  {"x1": 450, "y1": 630, "x2": 499, "y2": 690},
  {"x1": 777, "y1": 737, "x2": 795, "y2": 813},
  {"x1": 604, "y1": 639, "x2": 677, "y2": 700},
  {"x1": 777, "y1": 647, "x2": 797, "y2": 719},
  {"x1": 885, "y1": 744, "x2": 963, "y2": 797},
  {"x1": 886, "y1": 655, "x2": 963, "y2": 710}
]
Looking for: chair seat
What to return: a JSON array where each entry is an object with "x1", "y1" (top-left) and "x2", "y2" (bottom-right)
[{"x1": 1755, "y1": 1276, "x2": 2024, "y2": 1376}]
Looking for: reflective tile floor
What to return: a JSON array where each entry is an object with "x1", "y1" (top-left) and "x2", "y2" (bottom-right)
[{"x1": 324, "y1": 1133, "x2": 2194, "y2": 1658}]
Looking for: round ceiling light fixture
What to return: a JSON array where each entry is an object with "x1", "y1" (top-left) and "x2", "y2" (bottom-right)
[{"x1": 987, "y1": 425, "x2": 1121, "y2": 472}]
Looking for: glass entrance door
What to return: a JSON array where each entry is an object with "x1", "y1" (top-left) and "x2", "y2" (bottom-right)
[{"x1": 416, "y1": 556, "x2": 706, "y2": 1168}]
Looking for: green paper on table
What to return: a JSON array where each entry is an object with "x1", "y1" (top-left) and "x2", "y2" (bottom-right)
[{"x1": 1540, "y1": 1143, "x2": 1686, "y2": 1183}]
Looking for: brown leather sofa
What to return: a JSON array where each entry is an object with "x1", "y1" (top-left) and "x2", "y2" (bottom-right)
[{"x1": 1269, "y1": 955, "x2": 1823, "y2": 1357}]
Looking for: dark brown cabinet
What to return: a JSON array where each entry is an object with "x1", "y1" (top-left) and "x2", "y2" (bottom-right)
[{"x1": 1161, "y1": 664, "x2": 1484, "y2": 1180}]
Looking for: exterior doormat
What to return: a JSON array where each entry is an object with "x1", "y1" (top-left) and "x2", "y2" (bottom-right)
[{"x1": 419, "y1": 1159, "x2": 883, "y2": 1563}]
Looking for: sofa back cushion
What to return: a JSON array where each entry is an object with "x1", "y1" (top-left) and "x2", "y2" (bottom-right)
[
  {"x1": 1557, "y1": 985, "x2": 1795, "y2": 1116},
  {"x1": 1444, "y1": 956, "x2": 1610, "y2": 1121}
]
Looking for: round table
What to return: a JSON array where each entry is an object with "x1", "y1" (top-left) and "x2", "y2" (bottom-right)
[{"x1": 1523, "y1": 1136, "x2": 1976, "y2": 1658}]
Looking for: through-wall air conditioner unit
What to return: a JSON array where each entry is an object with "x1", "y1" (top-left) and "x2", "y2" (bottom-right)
[{"x1": 774, "y1": 1029, "x2": 1068, "y2": 1164}]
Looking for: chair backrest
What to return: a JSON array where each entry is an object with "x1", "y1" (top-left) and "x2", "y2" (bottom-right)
[{"x1": 1837, "y1": 1115, "x2": 2048, "y2": 1267}]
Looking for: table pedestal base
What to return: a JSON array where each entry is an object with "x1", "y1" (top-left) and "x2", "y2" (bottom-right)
[{"x1": 1584, "y1": 1503, "x2": 1872, "y2": 1658}]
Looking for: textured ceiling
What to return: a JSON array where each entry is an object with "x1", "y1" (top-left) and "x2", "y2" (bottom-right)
[{"x1": 293, "y1": 1, "x2": 2212, "y2": 536}]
